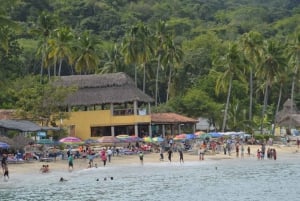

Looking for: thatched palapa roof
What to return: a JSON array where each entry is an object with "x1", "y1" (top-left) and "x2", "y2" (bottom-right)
[
  {"x1": 0, "y1": 120, "x2": 60, "y2": 132},
  {"x1": 56, "y1": 72, "x2": 154, "y2": 106},
  {"x1": 151, "y1": 113, "x2": 198, "y2": 124}
]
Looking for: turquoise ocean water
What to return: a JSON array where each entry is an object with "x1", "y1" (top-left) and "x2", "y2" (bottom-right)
[{"x1": 1, "y1": 153, "x2": 300, "y2": 201}]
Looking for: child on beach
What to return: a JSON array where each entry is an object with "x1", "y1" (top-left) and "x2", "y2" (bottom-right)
[{"x1": 257, "y1": 149, "x2": 261, "y2": 160}]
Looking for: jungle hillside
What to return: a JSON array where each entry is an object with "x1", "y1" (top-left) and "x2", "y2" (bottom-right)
[{"x1": 1, "y1": 0, "x2": 300, "y2": 134}]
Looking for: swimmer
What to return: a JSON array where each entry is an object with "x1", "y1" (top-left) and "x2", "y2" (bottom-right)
[
  {"x1": 104, "y1": 177, "x2": 107, "y2": 181},
  {"x1": 110, "y1": 177, "x2": 114, "y2": 180},
  {"x1": 59, "y1": 177, "x2": 67, "y2": 182}
]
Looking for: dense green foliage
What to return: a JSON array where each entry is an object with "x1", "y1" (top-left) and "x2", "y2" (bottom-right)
[{"x1": 1, "y1": 0, "x2": 300, "y2": 133}]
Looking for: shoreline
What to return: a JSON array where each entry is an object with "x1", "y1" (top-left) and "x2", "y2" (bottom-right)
[{"x1": 5, "y1": 144, "x2": 300, "y2": 176}]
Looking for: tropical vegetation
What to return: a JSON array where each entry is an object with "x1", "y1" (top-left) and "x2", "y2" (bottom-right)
[{"x1": 1, "y1": 0, "x2": 300, "y2": 134}]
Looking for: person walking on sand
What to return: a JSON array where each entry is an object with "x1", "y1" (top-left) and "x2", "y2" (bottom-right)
[
  {"x1": 68, "y1": 154, "x2": 74, "y2": 172},
  {"x1": 179, "y1": 149, "x2": 184, "y2": 163},
  {"x1": 100, "y1": 149, "x2": 107, "y2": 167},
  {"x1": 168, "y1": 149, "x2": 173, "y2": 162},
  {"x1": 107, "y1": 148, "x2": 112, "y2": 163}
]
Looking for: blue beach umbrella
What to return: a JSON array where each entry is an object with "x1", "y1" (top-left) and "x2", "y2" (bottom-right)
[
  {"x1": 186, "y1": 134, "x2": 196, "y2": 140},
  {"x1": 0, "y1": 142, "x2": 10, "y2": 149},
  {"x1": 208, "y1": 132, "x2": 223, "y2": 138}
]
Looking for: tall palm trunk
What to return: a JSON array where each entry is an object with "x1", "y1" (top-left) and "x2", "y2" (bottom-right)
[
  {"x1": 291, "y1": 64, "x2": 298, "y2": 113},
  {"x1": 134, "y1": 64, "x2": 137, "y2": 87},
  {"x1": 260, "y1": 82, "x2": 269, "y2": 134},
  {"x1": 249, "y1": 68, "x2": 253, "y2": 121},
  {"x1": 166, "y1": 63, "x2": 172, "y2": 102},
  {"x1": 222, "y1": 76, "x2": 233, "y2": 132},
  {"x1": 155, "y1": 54, "x2": 161, "y2": 106},
  {"x1": 58, "y1": 59, "x2": 63, "y2": 76},
  {"x1": 273, "y1": 82, "x2": 283, "y2": 134},
  {"x1": 142, "y1": 63, "x2": 146, "y2": 93}
]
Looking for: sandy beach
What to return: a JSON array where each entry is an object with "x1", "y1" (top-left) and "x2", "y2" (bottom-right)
[{"x1": 5, "y1": 144, "x2": 300, "y2": 176}]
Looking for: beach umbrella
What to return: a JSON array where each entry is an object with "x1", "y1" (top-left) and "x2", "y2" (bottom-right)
[
  {"x1": 116, "y1": 134, "x2": 132, "y2": 143},
  {"x1": 186, "y1": 134, "x2": 196, "y2": 140},
  {"x1": 129, "y1": 135, "x2": 143, "y2": 142},
  {"x1": 97, "y1": 136, "x2": 121, "y2": 144},
  {"x1": 152, "y1": 137, "x2": 164, "y2": 143},
  {"x1": 59, "y1": 136, "x2": 83, "y2": 144},
  {"x1": 84, "y1": 138, "x2": 99, "y2": 145},
  {"x1": 208, "y1": 132, "x2": 223, "y2": 138},
  {"x1": 198, "y1": 133, "x2": 210, "y2": 139},
  {"x1": 195, "y1": 131, "x2": 205, "y2": 136},
  {"x1": 37, "y1": 139, "x2": 57, "y2": 145},
  {"x1": 0, "y1": 142, "x2": 10, "y2": 149},
  {"x1": 174, "y1": 134, "x2": 186, "y2": 141},
  {"x1": 143, "y1": 136, "x2": 153, "y2": 143}
]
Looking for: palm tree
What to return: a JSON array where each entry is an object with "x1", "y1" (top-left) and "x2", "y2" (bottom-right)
[
  {"x1": 122, "y1": 23, "x2": 154, "y2": 92},
  {"x1": 100, "y1": 44, "x2": 125, "y2": 74},
  {"x1": 122, "y1": 25, "x2": 140, "y2": 86},
  {"x1": 48, "y1": 26, "x2": 74, "y2": 76},
  {"x1": 215, "y1": 42, "x2": 245, "y2": 132},
  {"x1": 162, "y1": 35, "x2": 183, "y2": 102},
  {"x1": 136, "y1": 23, "x2": 154, "y2": 92},
  {"x1": 74, "y1": 31, "x2": 100, "y2": 74},
  {"x1": 257, "y1": 40, "x2": 286, "y2": 133},
  {"x1": 288, "y1": 33, "x2": 300, "y2": 113},
  {"x1": 154, "y1": 20, "x2": 168, "y2": 106},
  {"x1": 240, "y1": 31, "x2": 263, "y2": 122},
  {"x1": 31, "y1": 11, "x2": 57, "y2": 78},
  {"x1": 0, "y1": 26, "x2": 9, "y2": 54},
  {"x1": 0, "y1": 0, "x2": 20, "y2": 54}
]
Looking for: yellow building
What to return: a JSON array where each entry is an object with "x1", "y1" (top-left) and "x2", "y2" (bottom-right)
[{"x1": 57, "y1": 73, "x2": 154, "y2": 140}]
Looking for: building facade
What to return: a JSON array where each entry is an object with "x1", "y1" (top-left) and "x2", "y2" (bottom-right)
[{"x1": 57, "y1": 72, "x2": 154, "y2": 140}]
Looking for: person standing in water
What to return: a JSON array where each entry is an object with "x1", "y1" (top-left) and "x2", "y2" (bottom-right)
[
  {"x1": 168, "y1": 149, "x2": 173, "y2": 162},
  {"x1": 3, "y1": 164, "x2": 9, "y2": 181},
  {"x1": 159, "y1": 147, "x2": 164, "y2": 161},
  {"x1": 68, "y1": 154, "x2": 74, "y2": 172},
  {"x1": 179, "y1": 149, "x2": 184, "y2": 163},
  {"x1": 139, "y1": 151, "x2": 144, "y2": 165}
]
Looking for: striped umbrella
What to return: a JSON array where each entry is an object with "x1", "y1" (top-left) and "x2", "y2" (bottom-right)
[{"x1": 59, "y1": 137, "x2": 83, "y2": 144}]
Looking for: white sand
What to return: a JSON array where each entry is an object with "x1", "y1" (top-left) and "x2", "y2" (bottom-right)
[{"x1": 5, "y1": 144, "x2": 299, "y2": 175}]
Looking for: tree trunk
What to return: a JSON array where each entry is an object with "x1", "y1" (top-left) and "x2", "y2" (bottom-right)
[
  {"x1": 155, "y1": 54, "x2": 161, "y2": 106},
  {"x1": 273, "y1": 82, "x2": 283, "y2": 134},
  {"x1": 221, "y1": 76, "x2": 233, "y2": 132},
  {"x1": 143, "y1": 63, "x2": 146, "y2": 93},
  {"x1": 134, "y1": 63, "x2": 137, "y2": 87},
  {"x1": 58, "y1": 59, "x2": 63, "y2": 76},
  {"x1": 260, "y1": 83, "x2": 269, "y2": 134},
  {"x1": 249, "y1": 68, "x2": 253, "y2": 121},
  {"x1": 166, "y1": 63, "x2": 172, "y2": 102}
]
